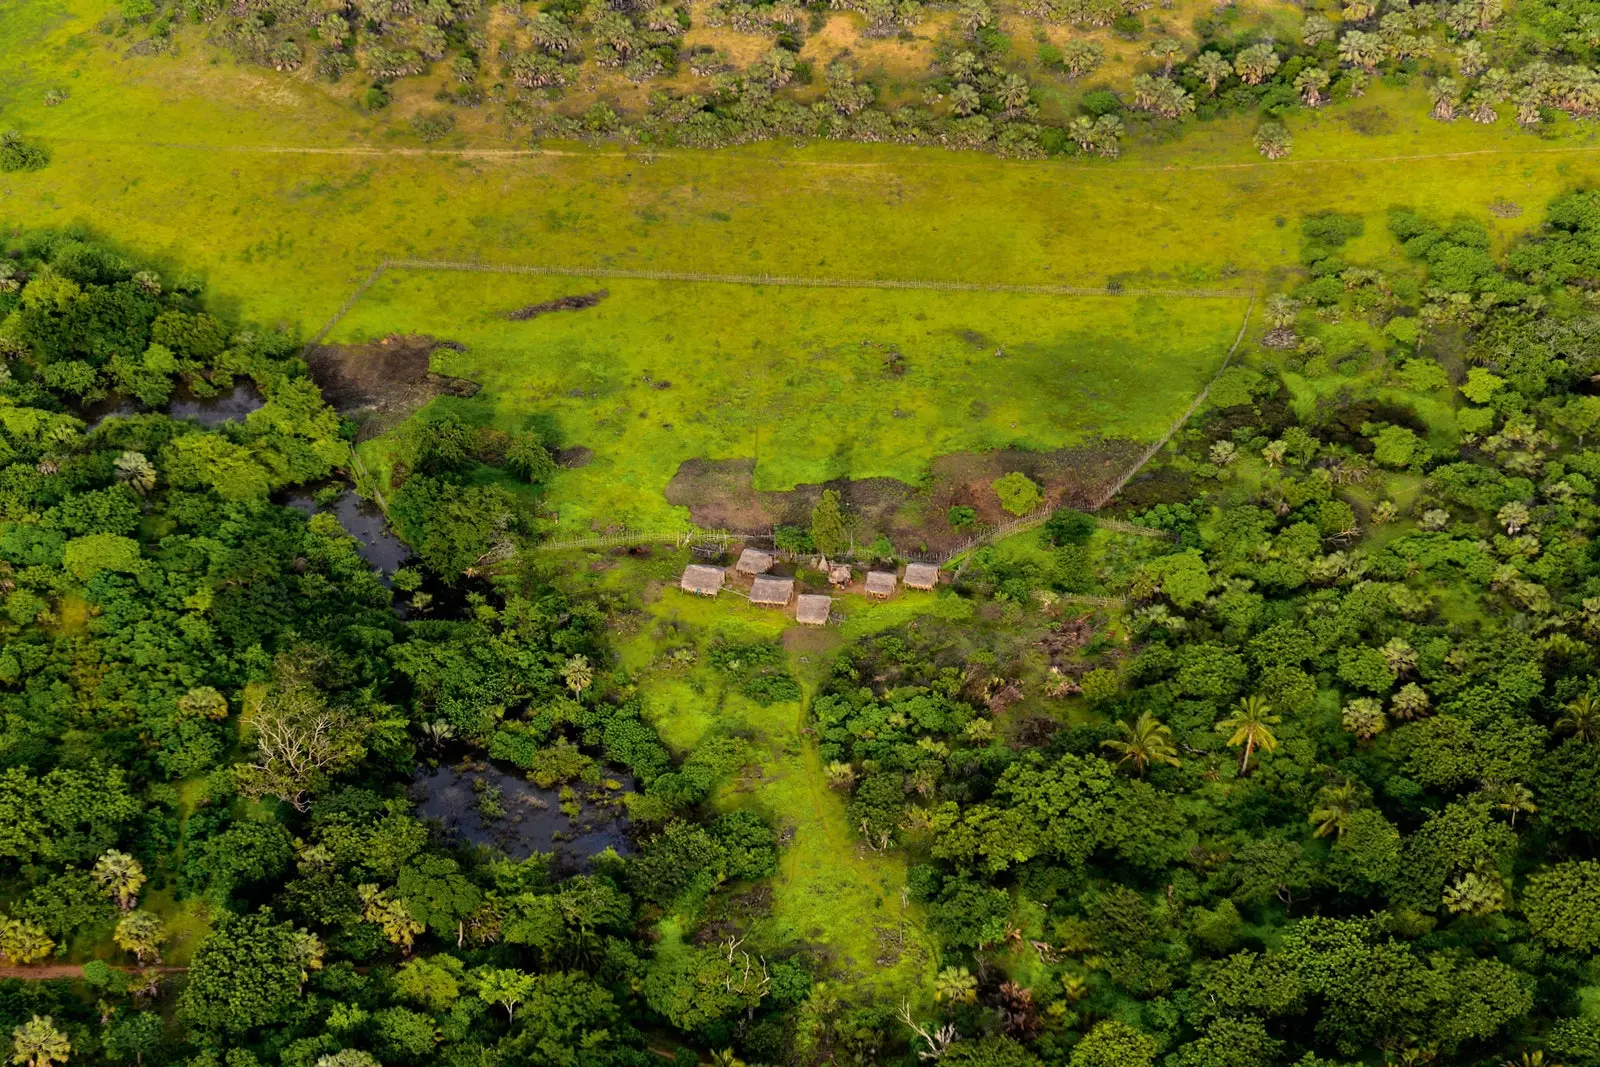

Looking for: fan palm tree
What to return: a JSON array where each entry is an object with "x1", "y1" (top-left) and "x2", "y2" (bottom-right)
[
  {"x1": 1149, "y1": 37, "x2": 1183, "y2": 75},
  {"x1": 562, "y1": 655, "x2": 593, "y2": 697},
  {"x1": 1252, "y1": 120, "x2": 1293, "y2": 160},
  {"x1": 1233, "y1": 43, "x2": 1280, "y2": 85},
  {"x1": 1192, "y1": 50, "x2": 1230, "y2": 94},
  {"x1": 91, "y1": 851, "x2": 146, "y2": 912},
  {"x1": 1100, "y1": 713, "x2": 1181, "y2": 776},
  {"x1": 114, "y1": 451, "x2": 156, "y2": 496},
  {"x1": 1557, "y1": 692, "x2": 1600, "y2": 743},
  {"x1": 10, "y1": 1017, "x2": 69, "y2": 1067},
  {"x1": 1217, "y1": 695, "x2": 1280, "y2": 775}
]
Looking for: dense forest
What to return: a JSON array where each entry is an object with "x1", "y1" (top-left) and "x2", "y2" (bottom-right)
[{"x1": 3, "y1": 191, "x2": 1600, "y2": 1066}]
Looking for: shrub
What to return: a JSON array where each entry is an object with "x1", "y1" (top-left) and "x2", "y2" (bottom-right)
[
  {"x1": 0, "y1": 132, "x2": 49, "y2": 173},
  {"x1": 993, "y1": 472, "x2": 1043, "y2": 516},
  {"x1": 947, "y1": 505, "x2": 978, "y2": 531},
  {"x1": 411, "y1": 111, "x2": 456, "y2": 142},
  {"x1": 1042, "y1": 507, "x2": 1096, "y2": 546}
]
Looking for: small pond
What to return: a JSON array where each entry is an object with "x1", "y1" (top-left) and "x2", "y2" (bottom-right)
[
  {"x1": 84, "y1": 382, "x2": 266, "y2": 430},
  {"x1": 410, "y1": 761, "x2": 634, "y2": 866},
  {"x1": 280, "y1": 486, "x2": 411, "y2": 575},
  {"x1": 168, "y1": 383, "x2": 265, "y2": 424}
]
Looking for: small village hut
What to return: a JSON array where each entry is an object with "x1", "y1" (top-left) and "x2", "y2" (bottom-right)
[{"x1": 680, "y1": 564, "x2": 726, "y2": 596}]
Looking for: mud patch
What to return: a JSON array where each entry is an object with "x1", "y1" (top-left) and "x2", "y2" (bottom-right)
[
  {"x1": 665, "y1": 439, "x2": 1144, "y2": 554},
  {"x1": 557, "y1": 445, "x2": 594, "y2": 469},
  {"x1": 306, "y1": 334, "x2": 479, "y2": 439},
  {"x1": 507, "y1": 290, "x2": 609, "y2": 321}
]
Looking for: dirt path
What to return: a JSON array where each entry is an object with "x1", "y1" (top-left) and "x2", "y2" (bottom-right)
[
  {"x1": 49, "y1": 135, "x2": 1600, "y2": 174},
  {"x1": 0, "y1": 964, "x2": 186, "y2": 980}
]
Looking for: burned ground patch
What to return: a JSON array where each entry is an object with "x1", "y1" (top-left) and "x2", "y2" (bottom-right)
[
  {"x1": 306, "y1": 334, "x2": 479, "y2": 439},
  {"x1": 507, "y1": 290, "x2": 609, "y2": 321},
  {"x1": 665, "y1": 439, "x2": 1144, "y2": 553}
]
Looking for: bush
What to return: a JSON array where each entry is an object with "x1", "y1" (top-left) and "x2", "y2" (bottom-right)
[
  {"x1": 1080, "y1": 90, "x2": 1122, "y2": 117},
  {"x1": 993, "y1": 472, "x2": 1043, "y2": 516},
  {"x1": 0, "y1": 132, "x2": 49, "y2": 173},
  {"x1": 411, "y1": 111, "x2": 456, "y2": 142},
  {"x1": 948, "y1": 505, "x2": 978, "y2": 531},
  {"x1": 1042, "y1": 507, "x2": 1095, "y2": 546}
]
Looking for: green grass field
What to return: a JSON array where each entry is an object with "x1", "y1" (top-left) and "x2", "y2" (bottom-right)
[
  {"x1": 5, "y1": 0, "x2": 1600, "y2": 346},
  {"x1": 335, "y1": 267, "x2": 1250, "y2": 531}
]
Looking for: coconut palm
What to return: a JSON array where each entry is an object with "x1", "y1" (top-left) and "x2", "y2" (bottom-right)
[
  {"x1": 1192, "y1": 50, "x2": 1230, "y2": 94},
  {"x1": 1100, "y1": 713, "x2": 1181, "y2": 776},
  {"x1": 1309, "y1": 781, "x2": 1361, "y2": 837},
  {"x1": 934, "y1": 966, "x2": 978, "y2": 1004},
  {"x1": 9, "y1": 1017, "x2": 69, "y2": 1067},
  {"x1": 1557, "y1": 691, "x2": 1600, "y2": 743},
  {"x1": 92, "y1": 851, "x2": 146, "y2": 911},
  {"x1": 1217, "y1": 695, "x2": 1280, "y2": 775},
  {"x1": 114, "y1": 451, "x2": 156, "y2": 496}
]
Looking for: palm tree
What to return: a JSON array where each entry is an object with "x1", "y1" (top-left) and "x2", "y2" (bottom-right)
[
  {"x1": 1557, "y1": 692, "x2": 1600, "y2": 743},
  {"x1": 933, "y1": 966, "x2": 978, "y2": 1004},
  {"x1": 1431, "y1": 77, "x2": 1459, "y2": 121},
  {"x1": 1149, "y1": 37, "x2": 1183, "y2": 75},
  {"x1": 1061, "y1": 40, "x2": 1103, "y2": 78},
  {"x1": 113, "y1": 911, "x2": 166, "y2": 966},
  {"x1": 10, "y1": 1017, "x2": 69, "y2": 1067},
  {"x1": 1233, "y1": 43, "x2": 1280, "y2": 85},
  {"x1": 562, "y1": 654, "x2": 593, "y2": 697},
  {"x1": 949, "y1": 83, "x2": 981, "y2": 116},
  {"x1": 1309, "y1": 781, "x2": 1360, "y2": 837},
  {"x1": 1192, "y1": 50, "x2": 1230, "y2": 94},
  {"x1": 997, "y1": 73, "x2": 1031, "y2": 114},
  {"x1": 1391, "y1": 683, "x2": 1431, "y2": 721},
  {"x1": 91, "y1": 851, "x2": 146, "y2": 912},
  {"x1": 1338, "y1": 30, "x2": 1384, "y2": 72},
  {"x1": 1101, "y1": 713, "x2": 1181, "y2": 776},
  {"x1": 114, "y1": 452, "x2": 156, "y2": 496},
  {"x1": 1302, "y1": 14, "x2": 1335, "y2": 45},
  {"x1": 1252, "y1": 120, "x2": 1293, "y2": 160},
  {"x1": 1294, "y1": 67, "x2": 1330, "y2": 107},
  {"x1": 1217, "y1": 695, "x2": 1280, "y2": 775}
]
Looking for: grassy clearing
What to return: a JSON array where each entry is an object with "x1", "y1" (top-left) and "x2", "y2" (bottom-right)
[
  {"x1": 3, "y1": 0, "x2": 1599, "y2": 352},
  {"x1": 337, "y1": 267, "x2": 1249, "y2": 530},
  {"x1": 610, "y1": 581, "x2": 940, "y2": 1000}
]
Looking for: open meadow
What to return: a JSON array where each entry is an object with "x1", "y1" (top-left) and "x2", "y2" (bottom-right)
[{"x1": 327, "y1": 265, "x2": 1252, "y2": 535}]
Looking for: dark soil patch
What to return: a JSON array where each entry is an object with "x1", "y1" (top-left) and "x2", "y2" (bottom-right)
[
  {"x1": 665, "y1": 439, "x2": 1144, "y2": 554},
  {"x1": 306, "y1": 334, "x2": 478, "y2": 440},
  {"x1": 507, "y1": 290, "x2": 609, "y2": 320},
  {"x1": 557, "y1": 446, "x2": 594, "y2": 468}
]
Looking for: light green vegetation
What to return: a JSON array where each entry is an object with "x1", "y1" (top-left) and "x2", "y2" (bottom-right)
[
  {"x1": 341, "y1": 268, "x2": 1249, "y2": 530},
  {"x1": 609, "y1": 579, "x2": 944, "y2": 999},
  {"x1": 5, "y1": 1, "x2": 1600, "y2": 340}
]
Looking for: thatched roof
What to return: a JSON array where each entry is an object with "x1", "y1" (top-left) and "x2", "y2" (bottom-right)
[
  {"x1": 680, "y1": 564, "x2": 725, "y2": 596},
  {"x1": 904, "y1": 562, "x2": 940, "y2": 589},
  {"x1": 735, "y1": 547, "x2": 775, "y2": 575},
  {"x1": 749, "y1": 576, "x2": 795, "y2": 606},
  {"x1": 796, "y1": 594, "x2": 832, "y2": 625},
  {"x1": 864, "y1": 570, "x2": 898, "y2": 598}
]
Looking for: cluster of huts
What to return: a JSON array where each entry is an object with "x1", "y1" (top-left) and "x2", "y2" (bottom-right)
[{"x1": 678, "y1": 547, "x2": 940, "y2": 626}]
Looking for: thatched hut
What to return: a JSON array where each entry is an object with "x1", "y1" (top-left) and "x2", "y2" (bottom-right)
[
  {"x1": 904, "y1": 562, "x2": 940, "y2": 590},
  {"x1": 796, "y1": 594, "x2": 832, "y2": 626},
  {"x1": 864, "y1": 571, "x2": 898, "y2": 598},
  {"x1": 736, "y1": 547, "x2": 775, "y2": 575},
  {"x1": 749, "y1": 576, "x2": 795, "y2": 606},
  {"x1": 680, "y1": 564, "x2": 725, "y2": 597}
]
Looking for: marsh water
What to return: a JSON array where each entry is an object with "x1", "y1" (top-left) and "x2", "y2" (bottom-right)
[
  {"x1": 410, "y1": 761, "x2": 634, "y2": 866},
  {"x1": 84, "y1": 382, "x2": 267, "y2": 429},
  {"x1": 280, "y1": 486, "x2": 410, "y2": 574}
]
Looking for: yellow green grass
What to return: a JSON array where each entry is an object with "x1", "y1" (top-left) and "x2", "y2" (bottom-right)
[
  {"x1": 337, "y1": 267, "x2": 1250, "y2": 530},
  {"x1": 612, "y1": 585, "x2": 946, "y2": 1000},
  {"x1": 4, "y1": 0, "x2": 1600, "y2": 348}
]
